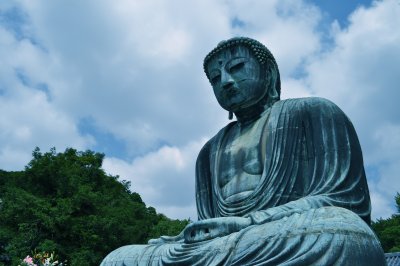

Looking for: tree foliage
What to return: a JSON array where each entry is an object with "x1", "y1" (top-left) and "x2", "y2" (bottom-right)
[
  {"x1": 372, "y1": 193, "x2": 400, "y2": 253},
  {"x1": 0, "y1": 148, "x2": 189, "y2": 266}
]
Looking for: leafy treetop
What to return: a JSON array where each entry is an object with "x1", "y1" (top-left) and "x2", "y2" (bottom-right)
[{"x1": 0, "y1": 148, "x2": 188, "y2": 266}]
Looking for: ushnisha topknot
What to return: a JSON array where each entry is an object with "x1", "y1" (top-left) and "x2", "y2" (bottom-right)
[{"x1": 203, "y1": 36, "x2": 281, "y2": 96}]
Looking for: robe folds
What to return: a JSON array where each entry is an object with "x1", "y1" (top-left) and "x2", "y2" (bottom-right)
[{"x1": 101, "y1": 97, "x2": 386, "y2": 266}]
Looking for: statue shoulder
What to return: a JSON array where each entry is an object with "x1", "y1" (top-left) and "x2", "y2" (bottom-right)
[
  {"x1": 274, "y1": 97, "x2": 345, "y2": 116},
  {"x1": 197, "y1": 139, "x2": 212, "y2": 160}
]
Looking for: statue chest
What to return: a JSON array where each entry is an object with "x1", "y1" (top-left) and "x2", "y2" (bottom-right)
[{"x1": 217, "y1": 117, "x2": 267, "y2": 201}]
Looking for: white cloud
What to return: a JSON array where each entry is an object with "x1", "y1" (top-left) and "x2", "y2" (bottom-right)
[
  {"x1": 227, "y1": 0, "x2": 322, "y2": 77},
  {"x1": 0, "y1": 25, "x2": 92, "y2": 170},
  {"x1": 281, "y1": 78, "x2": 313, "y2": 99},
  {"x1": 304, "y1": 0, "x2": 400, "y2": 219},
  {"x1": 1, "y1": 0, "x2": 399, "y2": 221},
  {"x1": 10, "y1": 0, "x2": 325, "y2": 156},
  {"x1": 103, "y1": 139, "x2": 207, "y2": 220},
  {"x1": 370, "y1": 182, "x2": 395, "y2": 220},
  {"x1": 12, "y1": 0, "x2": 232, "y2": 155},
  {"x1": 371, "y1": 123, "x2": 400, "y2": 218}
]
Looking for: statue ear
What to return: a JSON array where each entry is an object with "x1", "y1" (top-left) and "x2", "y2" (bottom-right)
[{"x1": 265, "y1": 65, "x2": 279, "y2": 101}]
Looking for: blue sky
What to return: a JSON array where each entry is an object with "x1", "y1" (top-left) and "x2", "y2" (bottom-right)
[
  {"x1": 0, "y1": 0, "x2": 399, "y2": 221},
  {"x1": 310, "y1": 0, "x2": 373, "y2": 24}
]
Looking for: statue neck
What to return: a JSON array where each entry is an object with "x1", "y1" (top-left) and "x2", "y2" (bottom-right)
[{"x1": 234, "y1": 99, "x2": 276, "y2": 126}]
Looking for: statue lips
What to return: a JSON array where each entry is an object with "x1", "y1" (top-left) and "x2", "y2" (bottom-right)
[
  {"x1": 224, "y1": 86, "x2": 239, "y2": 98},
  {"x1": 222, "y1": 78, "x2": 249, "y2": 98}
]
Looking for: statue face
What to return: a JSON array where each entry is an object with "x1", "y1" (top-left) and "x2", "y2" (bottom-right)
[{"x1": 206, "y1": 45, "x2": 267, "y2": 112}]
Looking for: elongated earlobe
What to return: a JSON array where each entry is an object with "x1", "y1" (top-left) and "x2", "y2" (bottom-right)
[{"x1": 229, "y1": 111, "x2": 233, "y2": 120}]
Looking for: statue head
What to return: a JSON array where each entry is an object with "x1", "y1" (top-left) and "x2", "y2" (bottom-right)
[{"x1": 204, "y1": 37, "x2": 281, "y2": 119}]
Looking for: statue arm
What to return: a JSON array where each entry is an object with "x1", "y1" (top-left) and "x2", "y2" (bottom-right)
[
  {"x1": 247, "y1": 98, "x2": 371, "y2": 225},
  {"x1": 246, "y1": 196, "x2": 331, "y2": 224},
  {"x1": 148, "y1": 231, "x2": 185, "y2": 244},
  {"x1": 195, "y1": 140, "x2": 215, "y2": 220}
]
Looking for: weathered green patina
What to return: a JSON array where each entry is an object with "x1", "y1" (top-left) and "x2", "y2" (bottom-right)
[{"x1": 101, "y1": 37, "x2": 386, "y2": 265}]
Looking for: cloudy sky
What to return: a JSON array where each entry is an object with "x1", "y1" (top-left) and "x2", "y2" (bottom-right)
[{"x1": 1, "y1": 0, "x2": 399, "y2": 221}]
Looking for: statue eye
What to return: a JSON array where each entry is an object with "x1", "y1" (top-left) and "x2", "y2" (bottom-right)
[
  {"x1": 229, "y1": 62, "x2": 245, "y2": 73},
  {"x1": 227, "y1": 57, "x2": 247, "y2": 74},
  {"x1": 211, "y1": 74, "x2": 221, "y2": 85}
]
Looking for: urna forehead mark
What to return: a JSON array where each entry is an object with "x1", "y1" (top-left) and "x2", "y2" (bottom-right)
[
  {"x1": 204, "y1": 37, "x2": 274, "y2": 78},
  {"x1": 209, "y1": 45, "x2": 251, "y2": 70}
]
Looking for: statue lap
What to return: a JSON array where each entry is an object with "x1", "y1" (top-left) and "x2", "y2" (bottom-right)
[{"x1": 101, "y1": 207, "x2": 385, "y2": 266}]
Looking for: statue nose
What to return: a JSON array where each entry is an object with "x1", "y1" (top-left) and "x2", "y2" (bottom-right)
[
  {"x1": 221, "y1": 72, "x2": 234, "y2": 89},
  {"x1": 222, "y1": 80, "x2": 234, "y2": 90}
]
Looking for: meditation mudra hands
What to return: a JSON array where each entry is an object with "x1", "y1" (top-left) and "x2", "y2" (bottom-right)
[{"x1": 148, "y1": 217, "x2": 252, "y2": 244}]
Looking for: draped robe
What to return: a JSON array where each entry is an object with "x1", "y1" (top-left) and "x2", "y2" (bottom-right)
[{"x1": 101, "y1": 97, "x2": 386, "y2": 266}]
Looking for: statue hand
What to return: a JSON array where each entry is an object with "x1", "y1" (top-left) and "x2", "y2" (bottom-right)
[
  {"x1": 148, "y1": 231, "x2": 184, "y2": 245},
  {"x1": 244, "y1": 206, "x2": 304, "y2": 225},
  {"x1": 183, "y1": 217, "x2": 252, "y2": 244}
]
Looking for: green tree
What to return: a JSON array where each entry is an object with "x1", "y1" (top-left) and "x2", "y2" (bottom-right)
[
  {"x1": 372, "y1": 193, "x2": 400, "y2": 252},
  {"x1": 147, "y1": 209, "x2": 191, "y2": 241},
  {"x1": 0, "y1": 148, "x2": 188, "y2": 266}
]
